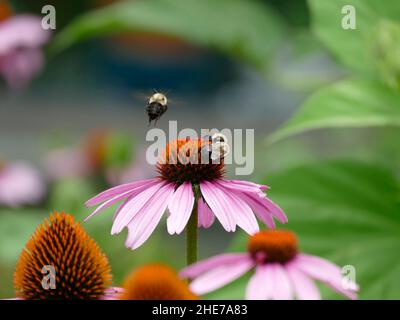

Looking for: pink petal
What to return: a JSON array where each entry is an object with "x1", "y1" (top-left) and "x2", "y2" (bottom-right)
[
  {"x1": 86, "y1": 178, "x2": 158, "y2": 207},
  {"x1": 259, "y1": 194, "x2": 288, "y2": 223},
  {"x1": 198, "y1": 197, "x2": 215, "y2": 228},
  {"x1": 221, "y1": 179, "x2": 270, "y2": 192},
  {"x1": 294, "y1": 254, "x2": 358, "y2": 300},
  {"x1": 246, "y1": 264, "x2": 274, "y2": 300},
  {"x1": 189, "y1": 258, "x2": 254, "y2": 295},
  {"x1": 200, "y1": 181, "x2": 236, "y2": 232},
  {"x1": 245, "y1": 191, "x2": 287, "y2": 224},
  {"x1": 270, "y1": 264, "x2": 293, "y2": 300},
  {"x1": 0, "y1": 15, "x2": 50, "y2": 55},
  {"x1": 234, "y1": 191, "x2": 276, "y2": 228},
  {"x1": 101, "y1": 287, "x2": 124, "y2": 300},
  {"x1": 125, "y1": 183, "x2": 175, "y2": 249},
  {"x1": 85, "y1": 189, "x2": 138, "y2": 222},
  {"x1": 216, "y1": 182, "x2": 259, "y2": 234},
  {"x1": 180, "y1": 253, "x2": 251, "y2": 278},
  {"x1": 285, "y1": 263, "x2": 321, "y2": 300},
  {"x1": 246, "y1": 264, "x2": 292, "y2": 300},
  {"x1": 167, "y1": 182, "x2": 195, "y2": 235},
  {"x1": 112, "y1": 197, "x2": 132, "y2": 222},
  {"x1": 111, "y1": 181, "x2": 165, "y2": 235}
]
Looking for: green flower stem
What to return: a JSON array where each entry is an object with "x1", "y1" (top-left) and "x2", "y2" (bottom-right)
[{"x1": 186, "y1": 185, "x2": 200, "y2": 266}]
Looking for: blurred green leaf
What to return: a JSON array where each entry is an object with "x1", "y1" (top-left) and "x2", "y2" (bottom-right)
[
  {"x1": 104, "y1": 132, "x2": 134, "y2": 169},
  {"x1": 0, "y1": 209, "x2": 47, "y2": 264},
  {"x1": 47, "y1": 178, "x2": 97, "y2": 214},
  {"x1": 308, "y1": 0, "x2": 400, "y2": 77},
  {"x1": 269, "y1": 79, "x2": 400, "y2": 143},
  {"x1": 50, "y1": 0, "x2": 285, "y2": 73},
  {"x1": 224, "y1": 160, "x2": 400, "y2": 299}
]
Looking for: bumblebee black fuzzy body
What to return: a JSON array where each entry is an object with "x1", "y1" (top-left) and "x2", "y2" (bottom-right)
[{"x1": 146, "y1": 93, "x2": 168, "y2": 125}]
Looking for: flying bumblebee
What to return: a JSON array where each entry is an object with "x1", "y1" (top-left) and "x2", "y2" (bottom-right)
[{"x1": 146, "y1": 91, "x2": 168, "y2": 125}]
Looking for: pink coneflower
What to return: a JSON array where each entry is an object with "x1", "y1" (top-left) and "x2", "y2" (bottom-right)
[
  {"x1": 0, "y1": 160, "x2": 46, "y2": 207},
  {"x1": 0, "y1": 2, "x2": 50, "y2": 90},
  {"x1": 86, "y1": 138, "x2": 287, "y2": 250},
  {"x1": 180, "y1": 230, "x2": 359, "y2": 300}
]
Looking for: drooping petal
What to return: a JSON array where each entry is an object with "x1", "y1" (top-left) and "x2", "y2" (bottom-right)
[
  {"x1": 84, "y1": 189, "x2": 137, "y2": 222},
  {"x1": 259, "y1": 194, "x2": 288, "y2": 223},
  {"x1": 294, "y1": 254, "x2": 358, "y2": 300},
  {"x1": 285, "y1": 262, "x2": 321, "y2": 300},
  {"x1": 246, "y1": 263, "x2": 293, "y2": 300},
  {"x1": 220, "y1": 179, "x2": 269, "y2": 192},
  {"x1": 234, "y1": 191, "x2": 276, "y2": 228},
  {"x1": 125, "y1": 183, "x2": 175, "y2": 249},
  {"x1": 216, "y1": 183, "x2": 259, "y2": 234},
  {"x1": 86, "y1": 178, "x2": 158, "y2": 207},
  {"x1": 270, "y1": 264, "x2": 293, "y2": 300},
  {"x1": 111, "y1": 181, "x2": 165, "y2": 235},
  {"x1": 189, "y1": 258, "x2": 254, "y2": 295},
  {"x1": 180, "y1": 253, "x2": 252, "y2": 278},
  {"x1": 197, "y1": 197, "x2": 215, "y2": 228},
  {"x1": 245, "y1": 191, "x2": 287, "y2": 224},
  {"x1": 112, "y1": 197, "x2": 132, "y2": 222},
  {"x1": 245, "y1": 264, "x2": 274, "y2": 300},
  {"x1": 167, "y1": 182, "x2": 195, "y2": 235},
  {"x1": 200, "y1": 181, "x2": 236, "y2": 232}
]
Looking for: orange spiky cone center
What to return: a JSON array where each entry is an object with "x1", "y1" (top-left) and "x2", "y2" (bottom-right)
[
  {"x1": 157, "y1": 138, "x2": 224, "y2": 185},
  {"x1": 14, "y1": 212, "x2": 112, "y2": 300},
  {"x1": 248, "y1": 230, "x2": 298, "y2": 264},
  {"x1": 119, "y1": 264, "x2": 198, "y2": 300}
]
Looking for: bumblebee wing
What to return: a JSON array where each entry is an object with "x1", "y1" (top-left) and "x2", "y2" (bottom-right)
[
  {"x1": 167, "y1": 96, "x2": 187, "y2": 107},
  {"x1": 130, "y1": 90, "x2": 152, "y2": 103}
]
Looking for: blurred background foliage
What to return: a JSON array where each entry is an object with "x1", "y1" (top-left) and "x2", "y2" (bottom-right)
[{"x1": 1, "y1": 0, "x2": 400, "y2": 299}]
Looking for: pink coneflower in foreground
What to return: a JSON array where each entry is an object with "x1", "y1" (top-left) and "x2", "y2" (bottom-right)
[
  {"x1": 180, "y1": 230, "x2": 359, "y2": 300},
  {"x1": 0, "y1": 2, "x2": 50, "y2": 89},
  {"x1": 0, "y1": 160, "x2": 46, "y2": 207},
  {"x1": 86, "y1": 138, "x2": 287, "y2": 250}
]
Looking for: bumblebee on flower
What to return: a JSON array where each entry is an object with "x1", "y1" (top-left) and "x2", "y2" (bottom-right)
[{"x1": 85, "y1": 135, "x2": 287, "y2": 252}]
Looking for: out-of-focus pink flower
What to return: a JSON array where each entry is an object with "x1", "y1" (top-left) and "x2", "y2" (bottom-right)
[
  {"x1": 44, "y1": 130, "x2": 111, "y2": 181},
  {"x1": 44, "y1": 148, "x2": 94, "y2": 180},
  {"x1": 0, "y1": 10, "x2": 50, "y2": 90},
  {"x1": 0, "y1": 161, "x2": 46, "y2": 207},
  {"x1": 85, "y1": 139, "x2": 287, "y2": 250},
  {"x1": 106, "y1": 148, "x2": 155, "y2": 186},
  {"x1": 180, "y1": 230, "x2": 359, "y2": 300}
]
